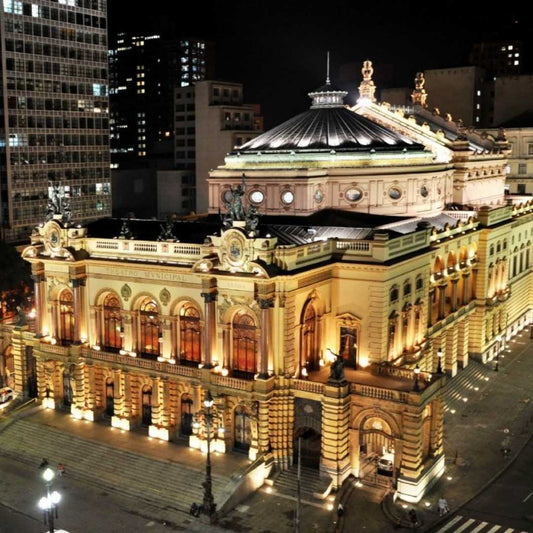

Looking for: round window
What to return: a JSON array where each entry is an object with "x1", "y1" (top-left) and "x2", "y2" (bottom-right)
[
  {"x1": 314, "y1": 189, "x2": 323, "y2": 203},
  {"x1": 420, "y1": 185, "x2": 429, "y2": 198},
  {"x1": 281, "y1": 190, "x2": 294, "y2": 205},
  {"x1": 249, "y1": 190, "x2": 264, "y2": 204},
  {"x1": 222, "y1": 189, "x2": 233, "y2": 204},
  {"x1": 345, "y1": 188, "x2": 363, "y2": 202},
  {"x1": 388, "y1": 187, "x2": 402, "y2": 200}
]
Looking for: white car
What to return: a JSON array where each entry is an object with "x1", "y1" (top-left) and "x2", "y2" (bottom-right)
[
  {"x1": 377, "y1": 452, "x2": 394, "y2": 475},
  {"x1": 0, "y1": 387, "x2": 14, "y2": 404}
]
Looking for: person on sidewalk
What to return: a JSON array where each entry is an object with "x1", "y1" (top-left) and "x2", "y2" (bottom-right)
[
  {"x1": 337, "y1": 502, "x2": 344, "y2": 518},
  {"x1": 38, "y1": 458, "x2": 49, "y2": 469},
  {"x1": 408, "y1": 508, "x2": 419, "y2": 529},
  {"x1": 438, "y1": 497, "x2": 449, "y2": 516},
  {"x1": 57, "y1": 463, "x2": 66, "y2": 477}
]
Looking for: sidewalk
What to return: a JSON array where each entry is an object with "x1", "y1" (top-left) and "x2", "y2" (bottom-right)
[{"x1": 379, "y1": 330, "x2": 533, "y2": 532}]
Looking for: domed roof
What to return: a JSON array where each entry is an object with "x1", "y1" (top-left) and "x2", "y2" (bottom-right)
[{"x1": 235, "y1": 84, "x2": 424, "y2": 154}]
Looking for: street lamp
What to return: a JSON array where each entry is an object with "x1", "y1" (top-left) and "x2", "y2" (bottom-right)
[
  {"x1": 494, "y1": 334, "x2": 502, "y2": 372},
  {"x1": 413, "y1": 364, "x2": 421, "y2": 392},
  {"x1": 437, "y1": 347, "x2": 444, "y2": 374},
  {"x1": 201, "y1": 390, "x2": 217, "y2": 523},
  {"x1": 38, "y1": 467, "x2": 61, "y2": 533}
]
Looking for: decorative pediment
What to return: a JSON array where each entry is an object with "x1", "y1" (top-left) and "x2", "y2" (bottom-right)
[{"x1": 336, "y1": 312, "x2": 362, "y2": 327}]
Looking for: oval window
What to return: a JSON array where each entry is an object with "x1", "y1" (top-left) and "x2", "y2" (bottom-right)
[
  {"x1": 314, "y1": 189, "x2": 323, "y2": 203},
  {"x1": 388, "y1": 187, "x2": 402, "y2": 200},
  {"x1": 420, "y1": 185, "x2": 429, "y2": 198},
  {"x1": 249, "y1": 190, "x2": 264, "y2": 204},
  {"x1": 345, "y1": 188, "x2": 363, "y2": 202},
  {"x1": 222, "y1": 189, "x2": 233, "y2": 204},
  {"x1": 281, "y1": 190, "x2": 294, "y2": 205}
]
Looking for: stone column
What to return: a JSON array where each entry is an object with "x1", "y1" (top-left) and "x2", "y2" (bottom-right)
[
  {"x1": 11, "y1": 327, "x2": 29, "y2": 397},
  {"x1": 438, "y1": 283, "x2": 446, "y2": 320},
  {"x1": 201, "y1": 290, "x2": 217, "y2": 368},
  {"x1": 71, "y1": 278, "x2": 86, "y2": 344},
  {"x1": 457, "y1": 318, "x2": 469, "y2": 368},
  {"x1": 429, "y1": 396, "x2": 444, "y2": 457},
  {"x1": 31, "y1": 266, "x2": 45, "y2": 337},
  {"x1": 257, "y1": 298, "x2": 273, "y2": 379},
  {"x1": 450, "y1": 278, "x2": 459, "y2": 312},
  {"x1": 445, "y1": 325, "x2": 458, "y2": 377},
  {"x1": 70, "y1": 362, "x2": 85, "y2": 417},
  {"x1": 427, "y1": 287, "x2": 435, "y2": 327},
  {"x1": 462, "y1": 272, "x2": 470, "y2": 306},
  {"x1": 320, "y1": 380, "x2": 351, "y2": 488}
]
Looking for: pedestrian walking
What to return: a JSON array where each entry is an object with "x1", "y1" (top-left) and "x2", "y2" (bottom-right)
[
  {"x1": 438, "y1": 497, "x2": 449, "y2": 516},
  {"x1": 408, "y1": 508, "x2": 418, "y2": 529},
  {"x1": 337, "y1": 502, "x2": 344, "y2": 518},
  {"x1": 57, "y1": 463, "x2": 65, "y2": 477},
  {"x1": 38, "y1": 458, "x2": 49, "y2": 469}
]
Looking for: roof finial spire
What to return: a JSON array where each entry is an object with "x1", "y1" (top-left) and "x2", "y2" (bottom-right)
[
  {"x1": 326, "y1": 51, "x2": 330, "y2": 85},
  {"x1": 358, "y1": 59, "x2": 377, "y2": 103}
]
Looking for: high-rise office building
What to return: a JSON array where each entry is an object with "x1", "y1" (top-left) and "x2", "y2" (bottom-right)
[
  {"x1": 175, "y1": 80, "x2": 263, "y2": 214},
  {"x1": 0, "y1": 0, "x2": 111, "y2": 243},
  {"x1": 109, "y1": 33, "x2": 214, "y2": 168}
]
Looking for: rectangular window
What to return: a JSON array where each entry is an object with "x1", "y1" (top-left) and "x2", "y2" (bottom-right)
[
  {"x1": 517, "y1": 184, "x2": 526, "y2": 194},
  {"x1": 528, "y1": 144, "x2": 533, "y2": 156},
  {"x1": 519, "y1": 164, "x2": 527, "y2": 174}
]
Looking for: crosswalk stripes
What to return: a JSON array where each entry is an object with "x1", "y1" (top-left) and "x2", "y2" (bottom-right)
[{"x1": 434, "y1": 514, "x2": 530, "y2": 533}]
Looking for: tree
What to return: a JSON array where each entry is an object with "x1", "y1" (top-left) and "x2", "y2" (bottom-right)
[{"x1": 0, "y1": 241, "x2": 32, "y2": 318}]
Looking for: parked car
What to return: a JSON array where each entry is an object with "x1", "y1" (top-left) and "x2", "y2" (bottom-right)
[
  {"x1": 0, "y1": 387, "x2": 14, "y2": 404},
  {"x1": 377, "y1": 452, "x2": 394, "y2": 476}
]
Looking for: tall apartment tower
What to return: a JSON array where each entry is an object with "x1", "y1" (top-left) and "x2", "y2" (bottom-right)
[
  {"x1": 0, "y1": 0, "x2": 111, "y2": 243},
  {"x1": 175, "y1": 80, "x2": 264, "y2": 213},
  {"x1": 109, "y1": 33, "x2": 214, "y2": 169}
]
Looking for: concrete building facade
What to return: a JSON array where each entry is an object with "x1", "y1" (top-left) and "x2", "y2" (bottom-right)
[
  {"x1": 0, "y1": 0, "x2": 111, "y2": 243},
  {"x1": 8, "y1": 62, "x2": 533, "y2": 509}
]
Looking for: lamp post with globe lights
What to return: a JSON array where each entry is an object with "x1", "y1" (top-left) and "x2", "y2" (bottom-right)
[
  {"x1": 201, "y1": 389, "x2": 217, "y2": 523},
  {"x1": 38, "y1": 467, "x2": 61, "y2": 533}
]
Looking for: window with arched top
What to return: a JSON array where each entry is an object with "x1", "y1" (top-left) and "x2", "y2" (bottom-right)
[
  {"x1": 301, "y1": 303, "x2": 318, "y2": 371},
  {"x1": 178, "y1": 303, "x2": 201, "y2": 364},
  {"x1": 59, "y1": 290, "x2": 74, "y2": 343},
  {"x1": 103, "y1": 294, "x2": 122, "y2": 351},
  {"x1": 403, "y1": 282, "x2": 411, "y2": 298},
  {"x1": 232, "y1": 310, "x2": 257, "y2": 375},
  {"x1": 139, "y1": 299, "x2": 160, "y2": 358}
]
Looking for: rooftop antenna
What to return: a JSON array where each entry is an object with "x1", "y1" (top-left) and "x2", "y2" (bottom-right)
[{"x1": 326, "y1": 51, "x2": 330, "y2": 85}]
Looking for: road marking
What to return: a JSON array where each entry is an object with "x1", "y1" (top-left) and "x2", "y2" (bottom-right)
[
  {"x1": 455, "y1": 519, "x2": 476, "y2": 532},
  {"x1": 522, "y1": 491, "x2": 533, "y2": 502},
  {"x1": 503, "y1": 529, "x2": 515, "y2": 533},
  {"x1": 435, "y1": 515, "x2": 463, "y2": 532},
  {"x1": 471, "y1": 522, "x2": 489, "y2": 533},
  {"x1": 486, "y1": 526, "x2": 502, "y2": 533}
]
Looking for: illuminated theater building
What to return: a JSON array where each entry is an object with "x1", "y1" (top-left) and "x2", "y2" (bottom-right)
[{"x1": 12, "y1": 62, "x2": 533, "y2": 504}]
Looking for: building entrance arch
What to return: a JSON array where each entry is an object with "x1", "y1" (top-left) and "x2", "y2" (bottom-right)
[
  {"x1": 359, "y1": 416, "x2": 396, "y2": 482},
  {"x1": 294, "y1": 427, "x2": 321, "y2": 469}
]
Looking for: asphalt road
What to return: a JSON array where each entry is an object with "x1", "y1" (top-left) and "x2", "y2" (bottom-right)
[
  {"x1": 0, "y1": 455, "x2": 216, "y2": 533},
  {"x1": 458, "y1": 433, "x2": 533, "y2": 532}
]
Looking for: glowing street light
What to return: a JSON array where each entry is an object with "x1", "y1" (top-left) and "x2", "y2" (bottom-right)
[{"x1": 38, "y1": 467, "x2": 61, "y2": 533}]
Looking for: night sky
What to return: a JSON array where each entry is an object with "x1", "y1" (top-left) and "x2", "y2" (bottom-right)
[{"x1": 109, "y1": 1, "x2": 531, "y2": 129}]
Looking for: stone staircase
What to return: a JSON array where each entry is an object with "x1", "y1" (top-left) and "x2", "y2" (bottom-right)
[
  {"x1": 269, "y1": 465, "x2": 333, "y2": 502},
  {"x1": 442, "y1": 360, "x2": 493, "y2": 413},
  {"x1": 0, "y1": 416, "x2": 231, "y2": 514}
]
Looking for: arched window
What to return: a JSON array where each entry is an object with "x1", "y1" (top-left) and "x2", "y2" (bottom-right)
[
  {"x1": 403, "y1": 282, "x2": 411, "y2": 298},
  {"x1": 139, "y1": 299, "x2": 160, "y2": 359},
  {"x1": 103, "y1": 294, "x2": 122, "y2": 351},
  {"x1": 180, "y1": 394, "x2": 194, "y2": 436},
  {"x1": 178, "y1": 303, "x2": 201, "y2": 364},
  {"x1": 59, "y1": 290, "x2": 74, "y2": 343},
  {"x1": 301, "y1": 303, "x2": 318, "y2": 371},
  {"x1": 232, "y1": 310, "x2": 257, "y2": 375}
]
